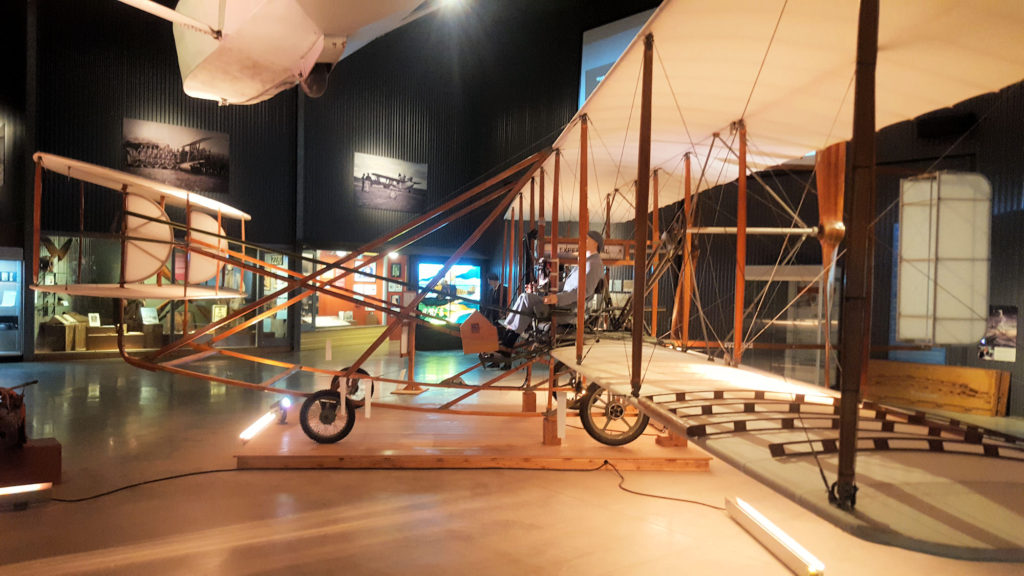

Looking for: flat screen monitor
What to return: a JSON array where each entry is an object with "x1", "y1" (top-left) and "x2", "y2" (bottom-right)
[{"x1": 416, "y1": 262, "x2": 481, "y2": 325}]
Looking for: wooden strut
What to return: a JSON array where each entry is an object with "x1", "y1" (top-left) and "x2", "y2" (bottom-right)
[
  {"x1": 78, "y1": 182, "x2": 84, "y2": 284},
  {"x1": 734, "y1": 121, "x2": 747, "y2": 366},
  {"x1": 576, "y1": 116, "x2": 589, "y2": 365},
  {"x1": 518, "y1": 192, "x2": 524, "y2": 289},
  {"x1": 530, "y1": 177, "x2": 536, "y2": 233},
  {"x1": 33, "y1": 160, "x2": 42, "y2": 286},
  {"x1": 120, "y1": 187, "x2": 129, "y2": 290},
  {"x1": 835, "y1": 0, "x2": 879, "y2": 512},
  {"x1": 539, "y1": 167, "x2": 553, "y2": 411},
  {"x1": 501, "y1": 216, "x2": 508, "y2": 307},
  {"x1": 551, "y1": 152, "x2": 560, "y2": 292},
  {"x1": 651, "y1": 169, "x2": 660, "y2": 337},
  {"x1": 680, "y1": 154, "x2": 694, "y2": 346},
  {"x1": 630, "y1": 33, "x2": 654, "y2": 397},
  {"x1": 510, "y1": 206, "x2": 516, "y2": 298}
]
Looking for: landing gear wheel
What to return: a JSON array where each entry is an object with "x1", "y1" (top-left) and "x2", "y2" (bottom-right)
[
  {"x1": 552, "y1": 369, "x2": 584, "y2": 410},
  {"x1": 299, "y1": 389, "x2": 356, "y2": 444},
  {"x1": 578, "y1": 383, "x2": 649, "y2": 446},
  {"x1": 332, "y1": 366, "x2": 374, "y2": 407}
]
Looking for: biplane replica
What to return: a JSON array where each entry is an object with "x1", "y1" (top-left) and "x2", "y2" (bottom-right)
[{"x1": 29, "y1": 0, "x2": 1024, "y2": 518}]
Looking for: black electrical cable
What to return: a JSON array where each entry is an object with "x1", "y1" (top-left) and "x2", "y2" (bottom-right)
[
  {"x1": 599, "y1": 460, "x2": 725, "y2": 511},
  {"x1": 50, "y1": 459, "x2": 723, "y2": 512},
  {"x1": 50, "y1": 468, "x2": 239, "y2": 503},
  {"x1": 48, "y1": 462, "x2": 611, "y2": 503}
]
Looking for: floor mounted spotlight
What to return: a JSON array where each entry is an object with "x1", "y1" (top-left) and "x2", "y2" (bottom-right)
[{"x1": 277, "y1": 396, "x2": 291, "y2": 424}]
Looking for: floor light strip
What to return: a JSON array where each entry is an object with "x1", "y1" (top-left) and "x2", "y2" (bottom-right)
[
  {"x1": 239, "y1": 410, "x2": 277, "y2": 443},
  {"x1": 0, "y1": 482, "x2": 53, "y2": 497},
  {"x1": 0, "y1": 482, "x2": 53, "y2": 510},
  {"x1": 726, "y1": 496, "x2": 825, "y2": 576}
]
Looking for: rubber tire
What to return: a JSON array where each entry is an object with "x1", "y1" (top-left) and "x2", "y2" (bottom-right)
[
  {"x1": 578, "y1": 382, "x2": 649, "y2": 446},
  {"x1": 332, "y1": 367, "x2": 374, "y2": 407},
  {"x1": 299, "y1": 389, "x2": 357, "y2": 444}
]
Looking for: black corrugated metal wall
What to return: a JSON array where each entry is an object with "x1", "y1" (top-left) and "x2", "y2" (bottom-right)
[
  {"x1": 301, "y1": 1, "x2": 658, "y2": 255},
  {"x1": 32, "y1": 0, "x2": 296, "y2": 245},
  {"x1": 0, "y1": 1, "x2": 28, "y2": 248}
]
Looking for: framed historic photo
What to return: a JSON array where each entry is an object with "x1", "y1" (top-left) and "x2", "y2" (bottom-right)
[
  {"x1": 353, "y1": 152, "x2": 427, "y2": 213},
  {"x1": 390, "y1": 262, "x2": 402, "y2": 278},
  {"x1": 122, "y1": 118, "x2": 230, "y2": 194}
]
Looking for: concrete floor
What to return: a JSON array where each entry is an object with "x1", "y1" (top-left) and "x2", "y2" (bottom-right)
[{"x1": 1, "y1": 344, "x2": 1022, "y2": 575}]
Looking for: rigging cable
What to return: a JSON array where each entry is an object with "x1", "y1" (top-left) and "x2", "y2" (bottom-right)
[{"x1": 740, "y1": 0, "x2": 790, "y2": 120}]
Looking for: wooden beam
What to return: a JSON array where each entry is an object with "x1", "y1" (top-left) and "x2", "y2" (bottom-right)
[
  {"x1": 631, "y1": 33, "x2": 654, "y2": 396},
  {"x1": 734, "y1": 122, "x2": 747, "y2": 366},
  {"x1": 652, "y1": 169, "x2": 660, "y2": 337},
  {"x1": 509, "y1": 207, "x2": 516, "y2": 303},
  {"x1": 551, "y1": 152, "x2": 561, "y2": 292},
  {"x1": 577, "y1": 117, "x2": 589, "y2": 364},
  {"x1": 518, "y1": 193, "x2": 524, "y2": 289},
  {"x1": 671, "y1": 155, "x2": 693, "y2": 347},
  {"x1": 835, "y1": 0, "x2": 879, "y2": 511},
  {"x1": 530, "y1": 177, "x2": 536, "y2": 232},
  {"x1": 501, "y1": 217, "x2": 508, "y2": 305}
]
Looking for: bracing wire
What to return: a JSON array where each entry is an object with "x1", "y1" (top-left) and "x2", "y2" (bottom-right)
[{"x1": 740, "y1": 0, "x2": 789, "y2": 120}]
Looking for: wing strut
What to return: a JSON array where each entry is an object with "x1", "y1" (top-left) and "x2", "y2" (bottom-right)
[{"x1": 833, "y1": 0, "x2": 880, "y2": 512}]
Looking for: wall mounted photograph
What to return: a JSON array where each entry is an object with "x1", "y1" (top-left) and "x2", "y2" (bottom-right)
[
  {"x1": 980, "y1": 306, "x2": 1018, "y2": 362},
  {"x1": 353, "y1": 152, "x2": 427, "y2": 213},
  {"x1": 122, "y1": 118, "x2": 229, "y2": 194}
]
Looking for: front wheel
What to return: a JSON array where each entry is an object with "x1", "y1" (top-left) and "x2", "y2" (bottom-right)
[
  {"x1": 332, "y1": 366, "x2": 374, "y2": 407},
  {"x1": 578, "y1": 383, "x2": 649, "y2": 446},
  {"x1": 300, "y1": 389, "x2": 356, "y2": 444}
]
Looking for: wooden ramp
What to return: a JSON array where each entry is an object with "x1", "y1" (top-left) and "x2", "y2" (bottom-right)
[{"x1": 235, "y1": 391, "x2": 711, "y2": 472}]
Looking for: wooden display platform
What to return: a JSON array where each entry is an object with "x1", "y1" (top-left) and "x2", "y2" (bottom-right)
[{"x1": 235, "y1": 401, "x2": 711, "y2": 472}]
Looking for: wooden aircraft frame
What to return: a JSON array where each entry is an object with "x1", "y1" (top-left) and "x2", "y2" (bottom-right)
[{"x1": 30, "y1": 150, "x2": 641, "y2": 446}]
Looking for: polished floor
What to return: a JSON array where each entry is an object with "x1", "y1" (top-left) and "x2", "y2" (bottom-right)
[{"x1": 1, "y1": 343, "x2": 1022, "y2": 575}]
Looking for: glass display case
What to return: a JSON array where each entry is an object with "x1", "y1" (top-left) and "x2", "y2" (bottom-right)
[
  {"x1": 0, "y1": 247, "x2": 23, "y2": 357},
  {"x1": 31, "y1": 235, "x2": 283, "y2": 353}
]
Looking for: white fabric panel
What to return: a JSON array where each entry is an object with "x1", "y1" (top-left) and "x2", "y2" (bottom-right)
[
  {"x1": 898, "y1": 317, "x2": 931, "y2": 342},
  {"x1": 187, "y1": 211, "x2": 227, "y2": 285},
  {"x1": 897, "y1": 172, "x2": 990, "y2": 344},
  {"x1": 897, "y1": 176, "x2": 936, "y2": 342},
  {"x1": 513, "y1": 0, "x2": 1024, "y2": 223},
  {"x1": 898, "y1": 264, "x2": 932, "y2": 318},
  {"x1": 123, "y1": 194, "x2": 173, "y2": 283}
]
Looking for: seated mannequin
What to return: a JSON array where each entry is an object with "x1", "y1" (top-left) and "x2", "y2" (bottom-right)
[{"x1": 500, "y1": 230, "x2": 604, "y2": 349}]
